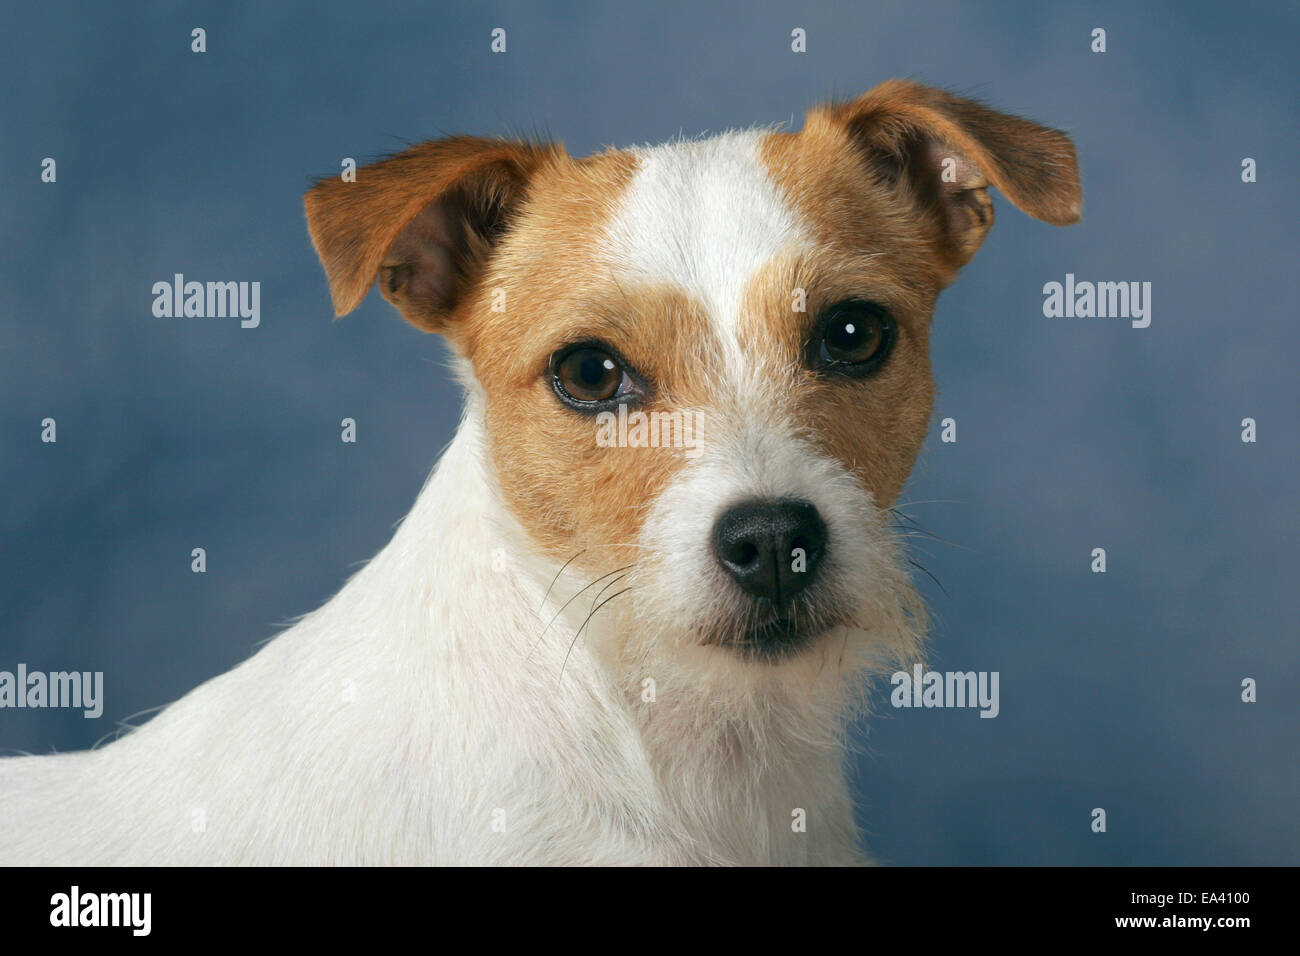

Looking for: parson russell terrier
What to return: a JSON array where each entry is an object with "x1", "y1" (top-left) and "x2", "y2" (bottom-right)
[{"x1": 0, "y1": 81, "x2": 1080, "y2": 865}]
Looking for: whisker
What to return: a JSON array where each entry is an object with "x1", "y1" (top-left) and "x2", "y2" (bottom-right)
[
  {"x1": 538, "y1": 542, "x2": 657, "y2": 611},
  {"x1": 526, "y1": 563, "x2": 637, "y2": 661},
  {"x1": 590, "y1": 570, "x2": 632, "y2": 612},
  {"x1": 907, "y1": 557, "x2": 949, "y2": 598},
  {"x1": 890, "y1": 509, "x2": 970, "y2": 552},
  {"x1": 540, "y1": 549, "x2": 588, "y2": 611},
  {"x1": 559, "y1": 587, "x2": 635, "y2": 683}
]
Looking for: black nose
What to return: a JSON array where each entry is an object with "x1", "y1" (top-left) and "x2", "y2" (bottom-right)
[{"x1": 712, "y1": 499, "x2": 828, "y2": 610}]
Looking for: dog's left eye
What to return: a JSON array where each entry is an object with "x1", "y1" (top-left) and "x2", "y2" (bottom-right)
[{"x1": 813, "y1": 300, "x2": 896, "y2": 376}]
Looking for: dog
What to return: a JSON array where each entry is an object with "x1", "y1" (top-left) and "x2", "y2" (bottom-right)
[{"x1": 0, "y1": 81, "x2": 1080, "y2": 865}]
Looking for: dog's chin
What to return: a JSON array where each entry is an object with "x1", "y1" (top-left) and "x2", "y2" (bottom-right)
[
  {"x1": 716, "y1": 617, "x2": 825, "y2": 663},
  {"x1": 702, "y1": 599, "x2": 853, "y2": 664}
]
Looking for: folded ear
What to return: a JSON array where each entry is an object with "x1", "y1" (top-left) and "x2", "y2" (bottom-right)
[
  {"x1": 304, "y1": 136, "x2": 558, "y2": 332},
  {"x1": 820, "y1": 80, "x2": 1082, "y2": 267}
]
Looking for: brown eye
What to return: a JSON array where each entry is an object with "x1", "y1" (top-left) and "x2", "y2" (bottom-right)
[
  {"x1": 553, "y1": 346, "x2": 624, "y2": 404},
  {"x1": 816, "y1": 300, "x2": 895, "y2": 375}
]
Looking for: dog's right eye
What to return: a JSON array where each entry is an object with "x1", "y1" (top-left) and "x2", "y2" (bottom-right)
[{"x1": 551, "y1": 345, "x2": 630, "y2": 407}]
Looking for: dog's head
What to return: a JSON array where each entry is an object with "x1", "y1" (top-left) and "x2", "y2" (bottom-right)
[{"x1": 305, "y1": 80, "x2": 1080, "y2": 695}]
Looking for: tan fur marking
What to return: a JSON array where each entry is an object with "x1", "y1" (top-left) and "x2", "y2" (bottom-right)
[
  {"x1": 461, "y1": 152, "x2": 721, "y2": 568},
  {"x1": 736, "y1": 251, "x2": 934, "y2": 508},
  {"x1": 756, "y1": 118, "x2": 946, "y2": 507}
]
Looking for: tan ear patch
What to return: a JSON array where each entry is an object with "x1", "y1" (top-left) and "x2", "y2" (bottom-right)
[
  {"x1": 303, "y1": 137, "x2": 561, "y2": 330},
  {"x1": 760, "y1": 121, "x2": 953, "y2": 288},
  {"x1": 765, "y1": 79, "x2": 1082, "y2": 275}
]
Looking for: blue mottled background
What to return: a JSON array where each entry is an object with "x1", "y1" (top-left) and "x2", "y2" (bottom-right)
[{"x1": 1, "y1": 0, "x2": 1296, "y2": 864}]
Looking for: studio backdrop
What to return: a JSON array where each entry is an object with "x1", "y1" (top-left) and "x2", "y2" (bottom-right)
[{"x1": 1, "y1": 0, "x2": 1295, "y2": 864}]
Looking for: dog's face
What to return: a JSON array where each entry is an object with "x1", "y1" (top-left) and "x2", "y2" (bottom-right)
[{"x1": 305, "y1": 81, "x2": 1080, "y2": 686}]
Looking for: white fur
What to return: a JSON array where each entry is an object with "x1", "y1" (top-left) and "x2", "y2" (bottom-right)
[
  {"x1": 607, "y1": 130, "x2": 805, "y2": 368},
  {"x1": 0, "y1": 134, "x2": 922, "y2": 865}
]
